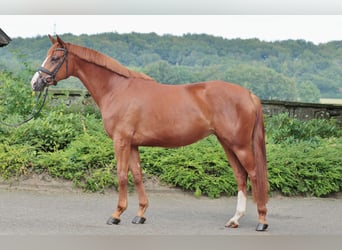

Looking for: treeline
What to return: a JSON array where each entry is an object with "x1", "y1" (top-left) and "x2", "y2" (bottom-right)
[{"x1": 1, "y1": 32, "x2": 342, "y2": 101}]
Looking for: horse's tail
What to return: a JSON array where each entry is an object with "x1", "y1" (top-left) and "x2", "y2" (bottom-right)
[{"x1": 251, "y1": 94, "x2": 269, "y2": 205}]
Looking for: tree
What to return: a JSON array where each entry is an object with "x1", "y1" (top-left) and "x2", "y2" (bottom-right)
[
  {"x1": 142, "y1": 61, "x2": 196, "y2": 84},
  {"x1": 297, "y1": 81, "x2": 321, "y2": 103},
  {"x1": 221, "y1": 64, "x2": 298, "y2": 101}
]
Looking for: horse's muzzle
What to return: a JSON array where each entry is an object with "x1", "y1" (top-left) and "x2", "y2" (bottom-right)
[{"x1": 31, "y1": 72, "x2": 48, "y2": 92}]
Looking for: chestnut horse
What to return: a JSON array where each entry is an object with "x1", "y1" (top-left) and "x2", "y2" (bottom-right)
[{"x1": 31, "y1": 35, "x2": 269, "y2": 231}]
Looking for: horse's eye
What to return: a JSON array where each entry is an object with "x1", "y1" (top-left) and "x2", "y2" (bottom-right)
[{"x1": 51, "y1": 56, "x2": 58, "y2": 62}]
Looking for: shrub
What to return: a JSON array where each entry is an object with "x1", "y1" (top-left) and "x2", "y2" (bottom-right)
[
  {"x1": 6, "y1": 111, "x2": 84, "y2": 152},
  {"x1": 0, "y1": 71, "x2": 37, "y2": 117},
  {"x1": 267, "y1": 138, "x2": 342, "y2": 196},
  {"x1": 35, "y1": 130, "x2": 122, "y2": 192},
  {"x1": 265, "y1": 113, "x2": 341, "y2": 144},
  {"x1": 0, "y1": 142, "x2": 36, "y2": 180}
]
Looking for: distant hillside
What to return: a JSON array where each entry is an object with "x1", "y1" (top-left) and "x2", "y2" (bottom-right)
[{"x1": 1, "y1": 32, "x2": 342, "y2": 101}]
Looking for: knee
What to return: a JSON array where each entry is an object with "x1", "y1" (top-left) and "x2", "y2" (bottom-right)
[
  {"x1": 130, "y1": 167, "x2": 143, "y2": 186},
  {"x1": 117, "y1": 172, "x2": 128, "y2": 187},
  {"x1": 132, "y1": 172, "x2": 143, "y2": 186}
]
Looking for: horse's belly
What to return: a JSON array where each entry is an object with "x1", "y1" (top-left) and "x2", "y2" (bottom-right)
[{"x1": 132, "y1": 121, "x2": 213, "y2": 147}]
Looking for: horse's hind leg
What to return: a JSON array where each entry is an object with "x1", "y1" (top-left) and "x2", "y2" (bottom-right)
[
  {"x1": 219, "y1": 142, "x2": 248, "y2": 228},
  {"x1": 129, "y1": 146, "x2": 149, "y2": 224},
  {"x1": 231, "y1": 145, "x2": 268, "y2": 231}
]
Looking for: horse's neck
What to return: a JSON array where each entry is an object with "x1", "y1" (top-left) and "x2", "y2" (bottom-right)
[{"x1": 73, "y1": 59, "x2": 128, "y2": 108}]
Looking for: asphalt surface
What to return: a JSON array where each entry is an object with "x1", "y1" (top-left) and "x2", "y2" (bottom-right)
[{"x1": 0, "y1": 182, "x2": 341, "y2": 235}]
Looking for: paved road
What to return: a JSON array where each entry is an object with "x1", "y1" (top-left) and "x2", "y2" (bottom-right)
[{"x1": 0, "y1": 185, "x2": 341, "y2": 235}]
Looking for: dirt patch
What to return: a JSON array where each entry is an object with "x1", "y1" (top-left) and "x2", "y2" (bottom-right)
[
  {"x1": 0, "y1": 173, "x2": 179, "y2": 194},
  {"x1": 0, "y1": 173, "x2": 79, "y2": 193}
]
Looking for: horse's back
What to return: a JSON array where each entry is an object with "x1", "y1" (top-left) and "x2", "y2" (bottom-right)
[
  {"x1": 182, "y1": 80, "x2": 256, "y2": 115},
  {"x1": 139, "y1": 79, "x2": 258, "y2": 125}
]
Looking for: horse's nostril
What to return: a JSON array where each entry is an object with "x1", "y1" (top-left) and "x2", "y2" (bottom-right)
[
  {"x1": 32, "y1": 81, "x2": 44, "y2": 92},
  {"x1": 32, "y1": 82, "x2": 37, "y2": 90}
]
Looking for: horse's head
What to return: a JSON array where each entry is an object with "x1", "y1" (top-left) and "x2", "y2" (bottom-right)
[{"x1": 31, "y1": 35, "x2": 69, "y2": 91}]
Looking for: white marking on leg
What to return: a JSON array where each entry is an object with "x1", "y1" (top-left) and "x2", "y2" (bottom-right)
[{"x1": 226, "y1": 190, "x2": 247, "y2": 228}]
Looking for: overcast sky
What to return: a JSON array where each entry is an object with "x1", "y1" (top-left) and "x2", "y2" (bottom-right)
[{"x1": 2, "y1": 15, "x2": 342, "y2": 44}]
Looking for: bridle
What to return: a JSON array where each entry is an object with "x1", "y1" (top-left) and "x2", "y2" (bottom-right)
[{"x1": 38, "y1": 47, "x2": 69, "y2": 87}]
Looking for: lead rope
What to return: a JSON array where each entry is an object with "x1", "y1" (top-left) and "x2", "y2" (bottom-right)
[{"x1": 0, "y1": 87, "x2": 49, "y2": 128}]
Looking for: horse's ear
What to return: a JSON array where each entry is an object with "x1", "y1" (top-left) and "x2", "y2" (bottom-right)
[
  {"x1": 56, "y1": 35, "x2": 66, "y2": 48},
  {"x1": 48, "y1": 34, "x2": 57, "y2": 44}
]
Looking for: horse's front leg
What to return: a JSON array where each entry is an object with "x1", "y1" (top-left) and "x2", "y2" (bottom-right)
[
  {"x1": 107, "y1": 137, "x2": 131, "y2": 225},
  {"x1": 129, "y1": 146, "x2": 149, "y2": 224}
]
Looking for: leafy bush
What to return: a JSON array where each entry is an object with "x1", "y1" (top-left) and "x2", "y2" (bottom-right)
[
  {"x1": 32, "y1": 118, "x2": 120, "y2": 191},
  {"x1": 0, "y1": 142, "x2": 35, "y2": 180},
  {"x1": 7, "y1": 111, "x2": 84, "y2": 152},
  {"x1": 0, "y1": 71, "x2": 37, "y2": 117},
  {"x1": 267, "y1": 139, "x2": 342, "y2": 196},
  {"x1": 265, "y1": 113, "x2": 341, "y2": 144}
]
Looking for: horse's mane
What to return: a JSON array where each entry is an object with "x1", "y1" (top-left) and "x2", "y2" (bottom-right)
[{"x1": 67, "y1": 43, "x2": 154, "y2": 81}]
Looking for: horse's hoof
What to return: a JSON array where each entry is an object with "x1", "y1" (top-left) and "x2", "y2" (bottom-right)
[
  {"x1": 256, "y1": 223, "x2": 268, "y2": 231},
  {"x1": 225, "y1": 222, "x2": 239, "y2": 228},
  {"x1": 106, "y1": 217, "x2": 121, "y2": 225},
  {"x1": 132, "y1": 216, "x2": 146, "y2": 224}
]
